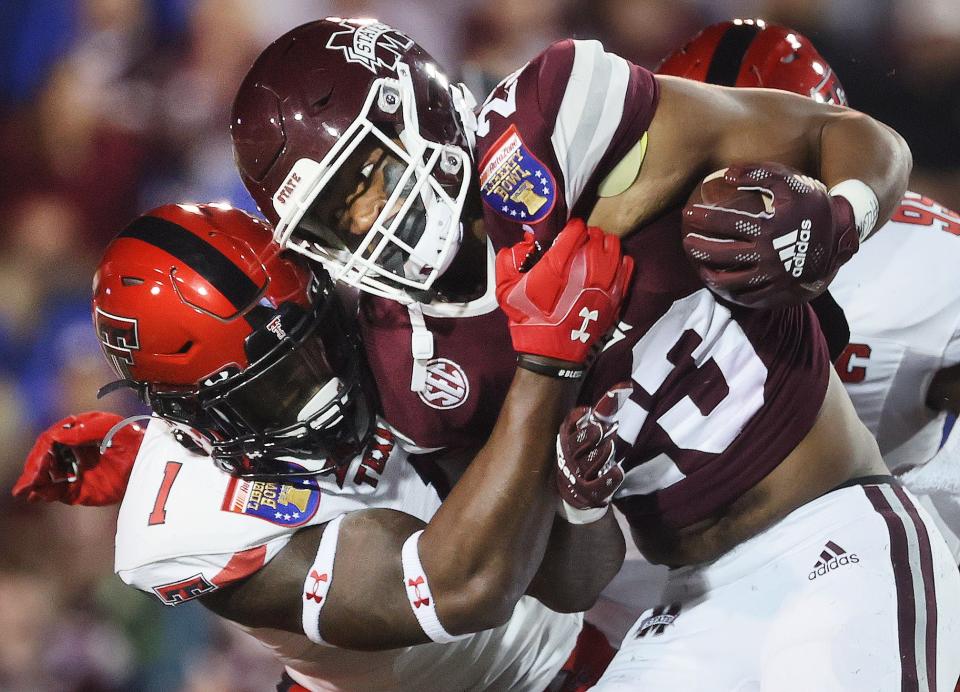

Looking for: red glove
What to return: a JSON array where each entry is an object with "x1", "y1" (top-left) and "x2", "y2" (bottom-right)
[
  {"x1": 556, "y1": 382, "x2": 632, "y2": 523},
  {"x1": 681, "y1": 162, "x2": 859, "y2": 308},
  {"x1": 12, "y1": 412, "x2": 145, "y2": 506},
  {"x1": 496, "y1": 219, "x2": 633, "y2": 367}
]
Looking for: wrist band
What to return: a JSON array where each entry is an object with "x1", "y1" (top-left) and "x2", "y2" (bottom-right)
[
  {"x1": 829, "y1": 179, "x2": 880, "y2": 242},
  {"x1": 558, "y1": 499, "x2": 610, "y2": 525},
  {"x1": 301, "y1": 513, "x2": 345, "y2": 646},
  {"x1": 516, "y1": 355, "x2": 585, "y2": 380},
  {"x1": 400, "y1": 530, "x2": 470, "y2": 643}
]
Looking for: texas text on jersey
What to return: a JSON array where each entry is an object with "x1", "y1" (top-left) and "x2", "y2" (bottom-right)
[{"x1": 116, "y1": 418, "x2": 579, "y2": 691}]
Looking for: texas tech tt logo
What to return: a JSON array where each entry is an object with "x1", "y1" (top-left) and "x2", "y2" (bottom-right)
[
  {"x1": 326, "y1": 21, "x2": 414, "y2": 74},
  {"x1": 153, "y1": 574, "x2": 217, "y2": 605},
  {"x1": 94, "y1": 307, "x2": 140, "y2": 378}
]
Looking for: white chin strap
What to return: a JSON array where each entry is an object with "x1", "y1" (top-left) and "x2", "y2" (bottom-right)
[
  {"x1": 274, "y1": 377, "x2": 344, "y2": 437},
  {"x1": 402, "y1": 196, "x2": 462, "y2": 283}
]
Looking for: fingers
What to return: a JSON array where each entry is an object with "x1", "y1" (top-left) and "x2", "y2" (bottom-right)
[
  {"x1": 593, "y1": 381, "x2": 633, "y2": 422},
  {"x1": 683, "y1": 203, "x2": 769, "y2": 242},
  {"x1": 542, "y1": 218, "x2": 589, "y2": 277},
  {"x1": 46, "y1": 412, "x2": 124, "y2": 446},
  {"x1": 696, "y1": 265, "x2": 774, "y2": 297},
  {"x1": 683, "y1": 233, "x2": 759, "y2": 270}
]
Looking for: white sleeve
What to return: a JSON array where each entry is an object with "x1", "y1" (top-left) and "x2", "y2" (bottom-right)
[
  {"x1": 550, "y1": 40, "x2": 633, "y2": 210},
  {"x1": 117, "y1": 536, "x2": 289, "y2": 605}
]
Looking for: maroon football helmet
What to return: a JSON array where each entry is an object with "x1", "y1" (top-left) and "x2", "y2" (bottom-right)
[
  {"x1": 231, "y1": 18, "x2": 478, "y2": 302},
  {"x1": 92, "y1": 203, "x2": 377, "y2": 478},
  {"x1": 656, "y1": 18, "x2": 847, "y2": 106}
]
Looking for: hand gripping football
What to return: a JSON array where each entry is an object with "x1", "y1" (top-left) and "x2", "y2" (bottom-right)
[{"x1": 681, "y1": 162, "x2": 858, "y2": 309}]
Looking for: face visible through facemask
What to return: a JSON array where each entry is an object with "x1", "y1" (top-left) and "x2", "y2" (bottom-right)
[{"x1": 296, "y1": 135, "x2": 461, "y2": 287}]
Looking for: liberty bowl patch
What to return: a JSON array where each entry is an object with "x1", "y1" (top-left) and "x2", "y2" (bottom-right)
[
  {"x1": 479, "y1": 125, "x2": 556, "y2": 224},
  {"x1": 418, "y1": 358, "x2": 470, "y2": 410},
  {"x1": 221, "y1": 463, "x2": 320, "y2": 526}
]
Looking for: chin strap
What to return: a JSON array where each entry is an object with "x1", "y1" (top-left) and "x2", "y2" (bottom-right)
[
  {"x1": 407, "y1": 302, "x2": 434, "y2": 393},
  {"x1": 99, "y1": 414, "x2": 213, "y2": 457},
  {"x1": 450, "y1": 82, "x2": 478, "y2": 150}
]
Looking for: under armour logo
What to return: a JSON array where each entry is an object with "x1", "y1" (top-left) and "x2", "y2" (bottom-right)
[
  {"x1": 305, "y1": 569, "x2": 328, "y2": 602},
  {"x1": 408, "y1": 576, "x2": 430, "y2": 608},
  {"x1": 570, "y1": 307, "x2": 599, "y2": 343}
]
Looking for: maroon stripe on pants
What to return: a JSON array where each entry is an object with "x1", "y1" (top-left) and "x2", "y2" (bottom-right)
[
  {"x1": 864, "y1": 485, "x2": 918, "y2": 692},
  {"x1": 893, "y1": 484, "x2": 939, "y2": 690}
]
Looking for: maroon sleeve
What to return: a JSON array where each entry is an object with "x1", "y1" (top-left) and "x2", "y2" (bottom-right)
[{"x1": 474, "y1": 39, "x2": 659, "y2": 251}]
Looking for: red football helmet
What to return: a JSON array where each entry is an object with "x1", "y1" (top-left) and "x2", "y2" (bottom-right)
[
  {"x1": 92, "y1": 203, "x2": 377, "y2": 478},
  {"x1": 656, "y1": 18, "x2": 847, "y2": 106},
  {"x1": 231, "y1": 17, "x2": 477, "y2": 303}
]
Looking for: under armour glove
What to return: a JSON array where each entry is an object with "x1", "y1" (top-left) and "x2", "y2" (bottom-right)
[
  {"x1": 12, "y1": 412, "x2": 144, "y2": 506},
  {"x1": 495, "y1": 219, "x2": 633, "y2": 369},
  {"x1": 556, "y1": 382, "x2": 632, "y2": 523},
  {"x1": 681, "y1": 162, "x2": 862, "y2": 309}
]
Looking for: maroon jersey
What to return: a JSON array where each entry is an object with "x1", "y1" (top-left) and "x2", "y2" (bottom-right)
[
  {"x1": 358, "y1": 248, "x2": 517, "y2": 452},
  {"x1": 475, "y1": 39, "x2": 830, "y2": 528}
]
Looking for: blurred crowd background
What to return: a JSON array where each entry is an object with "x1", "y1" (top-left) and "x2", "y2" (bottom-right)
[{"x1": 0, "y1": 0, "x2": 958, "y2": 689}]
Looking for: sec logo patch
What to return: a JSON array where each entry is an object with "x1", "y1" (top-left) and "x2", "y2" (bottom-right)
[
  {"x1": 479, "y1": 125, "x2": 556, "y2": 224},
  {"x1": 418, "y1": 358, "x2": 470, "y2": 410}
]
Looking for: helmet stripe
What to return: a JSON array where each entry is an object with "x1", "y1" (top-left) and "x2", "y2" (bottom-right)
[
  {"x1": 119, "y1": 215, "x2": 263, "y2": 315},
  {"x1": 705, "y1": 23, "x2": 762, "y2": 87}
]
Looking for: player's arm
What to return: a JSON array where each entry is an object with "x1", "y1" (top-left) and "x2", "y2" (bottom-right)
[
  {"x1": 527, "y1": 512, "x2": 625, "y2": 613},
  {"x1": 203, "y1": 367, "x2": 568, "y2": 650},
  {"x1": 590, "y1": 76, "x2": 910, "y2": 241},
  {"x1": 205, "y1": 221, "x2": 633, "y2": 650},
  {"x1": 527, "y1": 383, "x2": 632, "y2": 611}
]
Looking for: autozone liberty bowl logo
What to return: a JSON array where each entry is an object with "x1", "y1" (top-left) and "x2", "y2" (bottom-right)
[{"x1": 418, "y1": 358, "x2": 470, "y2": 410}]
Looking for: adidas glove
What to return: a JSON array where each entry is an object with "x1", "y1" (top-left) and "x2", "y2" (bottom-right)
[
  {"x1": 495, "y1": 218, "x2": 633, "y2": 371},
  {"x1": 556, "y1": 382, "x2": 632, "y2": 524},
  {"x1": 12, "y1": 412, "x2": 144, "y2": 506},
  {"x1": 681, "y1": 162, "x2": 863, "y2": 309}
]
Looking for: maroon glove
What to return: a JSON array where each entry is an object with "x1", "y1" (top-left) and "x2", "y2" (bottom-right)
[
  {"x1": 556, "y1": 382, "x2": 633, "y2": 522},
  {"x1": 496, "y1": 219, "x2": 633, "y2": 370},
  {"x1": 681, "y1": 162, "x2": 859, "y2": 309},
  {"x1": 12, "y1": 412, "x2": 145, "y2": 506}
]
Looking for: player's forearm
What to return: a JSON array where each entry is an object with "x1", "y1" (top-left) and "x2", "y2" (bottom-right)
[
  {"x1": 527, "y1": 511, "x2": 625, "y2": 612},
  {"x1": 817, "y1": 111, "x2": 912, "y2": 239},
  {"x1": 420, "y1": 368, "x2": 577, "y2": 632}
]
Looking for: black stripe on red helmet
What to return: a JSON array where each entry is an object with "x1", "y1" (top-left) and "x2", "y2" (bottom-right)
[
  {"x1": 119, "y1": 215, "x2": 262, "y2": 325},
  {"x1": 705, "y1": 22, "x2": 763, "y2": 86}
]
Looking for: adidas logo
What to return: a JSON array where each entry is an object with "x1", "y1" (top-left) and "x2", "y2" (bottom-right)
[
  {"x1": 773, "y1": 219, "x2": 813, "y2": 278},
  {"x1": 807, "y1": 540, "x2": 859, "y2": 580}
]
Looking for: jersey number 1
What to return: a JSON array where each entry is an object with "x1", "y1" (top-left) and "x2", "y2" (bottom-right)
[{"x1": 148, "y1": 461, "x2": 182, "y2": 525}]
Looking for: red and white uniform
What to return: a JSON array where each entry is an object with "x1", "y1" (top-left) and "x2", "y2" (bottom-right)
[
  {"x1": 831, "y1": 192, "x2": 960, "y2": 558},
  {"x1": 115, "y1": 419, "x2": 580, "y2": 692}
]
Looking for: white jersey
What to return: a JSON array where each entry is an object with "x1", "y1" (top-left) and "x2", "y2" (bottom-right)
[
  {"x1": 115, "y1": 419, "x2": 580, "y2": 692},
  {"x1": 830, "y1": 192, "x2": 960, "y2": 470}
]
